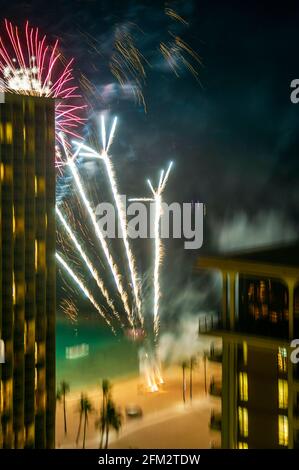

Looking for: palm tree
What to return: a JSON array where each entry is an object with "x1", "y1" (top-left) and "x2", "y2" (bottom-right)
[
  {"x1": 182, "y1": 361, "x2": 187, "y2": 403},
  {"x1": 56, "y1": 381, "x2": 70, "y2": 435},
  {"x1": 76, "y1": 393, "x2": 85, "y2": 446},
  {"x1": 82, "y1": 395, "x2": 93, "y2": 449},
  {"x1": 190, "y1": 356, "x2": 196, "y2": 402},
  {"x1": 99, "y1": 379, "x2": 111, "y2": 448},
  {"x1": 104, "y1": 398, "x2": 122, "y2": 449}
]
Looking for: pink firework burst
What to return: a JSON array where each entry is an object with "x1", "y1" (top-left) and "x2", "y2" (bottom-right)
[{"x1": 0, "y1": 19, "x2": 86, "y2": 160}]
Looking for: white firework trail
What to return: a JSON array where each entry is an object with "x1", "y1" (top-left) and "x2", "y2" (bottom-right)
[
  {"x1": 56, "y1": 252, "x2": 116, "y2": 334},
  {"x1": 72, "y1": 115, "x2": 143, "y2": 328},
  {"x1": 56, "y1": 206, "x2": 124, "y2": 328},
  {"x1": 130, "y1": 161, "x2": 173, "y2": 339},
  {"x1": 59, "y1": 133, "x2": 134, "y2": 329}
]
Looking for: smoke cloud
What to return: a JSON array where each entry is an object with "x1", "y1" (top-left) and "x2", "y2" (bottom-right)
[
  {"x1": 214, "y1": 211, "x2": 297, "y2": 252},
  {"x1": 158, "y1": 314, "x2": 217, "y2": 365}
]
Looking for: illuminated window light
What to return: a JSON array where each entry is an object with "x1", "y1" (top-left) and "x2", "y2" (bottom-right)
[
  {"x1": 12, "y1": 205, "x2": 15, "y2": 234},
  {"x1": 243, "y1": 342, "x2": 248, "y2": 366},
  {"x1": 278, "y1": 347, "x2": 287, "y2": 373},
  {"x1": 239, "y1": 372, "x2": 248, "y2": 402},
  {"x1": 278, "y1": 415, "x2": 288, "y2": 446},
  {"x1": 238, "y1": 406, "x2": 248, "y2": 438},
  {"x1": 238, "y1": 441, "x2": 248, "y2": 449},
  {"x1": 0, "y1": 162, "x2": 4, "y2": 181},
  {"x1": 278, "y1": 379, "x2": 288, "y2": 409},
  {"x1": 12, "y1": 272, "x2": 16, "y2": 305}
]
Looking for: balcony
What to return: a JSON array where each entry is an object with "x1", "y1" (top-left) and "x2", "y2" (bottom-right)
[
  {"x1": 198, "y1": 314, "x2": 222, "y2": 334},
  {"x1": 210, "y1": 409, "x2": 222, "y2": 431}
]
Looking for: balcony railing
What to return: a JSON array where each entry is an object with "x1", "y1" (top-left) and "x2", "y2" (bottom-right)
[
  {"x1": 198, "y1": 314, "x2": 222, "y2": 333},
  {"x1": 208, "y1": 344, "x2": 222, "y2": 363}
]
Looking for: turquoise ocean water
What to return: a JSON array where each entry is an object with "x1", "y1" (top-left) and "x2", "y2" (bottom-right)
[{"x1": 56, "y1": 315, "x2": 139, "y2": 390}]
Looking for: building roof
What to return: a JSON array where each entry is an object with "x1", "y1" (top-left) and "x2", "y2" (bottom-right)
[
  {"x1": 221, "y1": 241, "x2": 299, "y2": 267},
  {"x1": 195, "y1": 241, "x2": 299, "y2": 280}
]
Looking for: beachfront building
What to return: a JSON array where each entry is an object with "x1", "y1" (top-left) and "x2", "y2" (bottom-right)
[
  {"x1": 0, "y1": 93, "x2": 56, "y2": 448},
  {"x1": 197, "y1": 242, "x2": 299, "y2": 448}
]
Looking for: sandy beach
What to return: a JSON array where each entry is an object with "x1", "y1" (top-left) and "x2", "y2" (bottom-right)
[{"x1": 56, "y1": 361, "x2": 221, "y2": 449}]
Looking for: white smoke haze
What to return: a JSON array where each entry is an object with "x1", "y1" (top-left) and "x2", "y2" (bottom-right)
[
  {"x1": 215, "y1": 211, "x2": 297, "y2": 252},
  {"x1": 158, "y1": 314, "x2": 217, "y2": 365}
]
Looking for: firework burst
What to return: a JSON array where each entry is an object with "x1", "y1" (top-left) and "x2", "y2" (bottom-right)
[
  {"x1": 0, "y1": 20, "x2": 86, "y2": 148},
  {"x1": 130, "y1": 162, "x2": 173, "y2": 339},
  {"x1": 59, "y1": 131, "x2": 135, "y2": 330},
  {"x1": 72, "y1": 115, "x2": 143, "y2": 328}
]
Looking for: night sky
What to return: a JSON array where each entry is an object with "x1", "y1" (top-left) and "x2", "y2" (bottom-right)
[{"x1": 2, "y1": 0, "x2": 299, "y2": 321}]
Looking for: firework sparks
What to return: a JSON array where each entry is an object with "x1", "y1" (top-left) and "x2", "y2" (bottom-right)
[
  {"x1": 110, "y1": 24, "x2": 148, "y2": 111},
  {"x1": 88, "y1": 7, "x2": 201, "y2": 112},
  {"x1": 73, "y1": 115, "x2": 143, "y2": 328},
  {"x1": 56, "y1": 252, "x2": 115, "y2": 334},
  {"x1": 0, "y1": 19, "x2": 86, "y2": 147},
  {"x1": 60, "y1": 298, "x2": 78, "y2": 324},
  {"x1": 56, "y1": 205, "x2": 124, "y2": 327},
  {"x1": 59, "y1": 133, "x2": 134, "y2": 329},
  {"x1": 165, "y1": 7, "x2": 189, "y2": 26},
  {"x1": 130, "y1": 162, "x2": 173, "y2": 339}
]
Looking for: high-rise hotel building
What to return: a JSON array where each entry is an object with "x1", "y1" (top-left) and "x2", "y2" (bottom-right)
[
  {"x1": 197, "y1": 243, "x2": 299, "y2": 449},
  {"x1": 0, "y1": 93, "x2": 56, "y2": 448}
]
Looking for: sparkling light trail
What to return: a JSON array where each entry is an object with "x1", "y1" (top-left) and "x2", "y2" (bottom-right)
[
  {"x1": 73, "y1": 115, "x2": 143, "y2": 327},
  {"x1": 56, "y1": 206, "x2": 124, "y2": 328},
  {"x1": 59, "y1": 134, "x2": 134, "y2": 329},
  {"x1": 130, "y1": 161, "x2": 173, "y2": 339},
  {"x1": 56, "y1": 252, "x2": 115, "y2": 334}
]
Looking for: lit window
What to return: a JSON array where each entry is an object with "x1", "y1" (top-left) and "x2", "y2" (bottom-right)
[
  {"x1": 12, "y1": 272, "x2": 16, "y2": 305},
  {"x1": 238, "y1": 441, "x2": 248, "y2": 449},
  {"x1": 239, "y1": 372, "x2": 248, "y2": 401},
  {"x1": 278, "y1": 347, "x2": 287, "y2": 373},
  {"x1": 270, "y1": 310, "x2": 278, "y2": 323},
  {"x1": 35, "y1": 176, "x2": 45, "y2": 195},
  {"x1": 238, "y1": 406, "x2": 248, "y2": 438},
  {"x1": 12, "y1": 205, "x2": 15, "y2": 234},
  {"x1": 0, "y1": 162, "x2": 4, "y2": 181},
  {"x1": 2, "y1": 163, "x2": 13, "y2": 182},
  {"x1": 35, "y1": 239, "x2": 46, "y2": 271},
  {"x1": 0, "y1": 123, "x2": 13, "y2": 143},
  {"x1": 243, "y1": 342, "x2": 247, "y2": 366},
  {"x1": 35, "y1": 240, "x2": 38, "y2": 270},
  {"x1": 0, "y1": 380, "x2": 3, "y2": 413},
  {"x1": 278, "y1": 415, "x2": 288, "y2": 446},
  {"x1": 5, "y1": 122, "x2": 12, "y2": 143},
  {"x1": 278, "y1": 379, "x2": 288, "y2": 409},
  {"x1": 24, "y1": 321, "x2": 27, "y2": 354}
]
